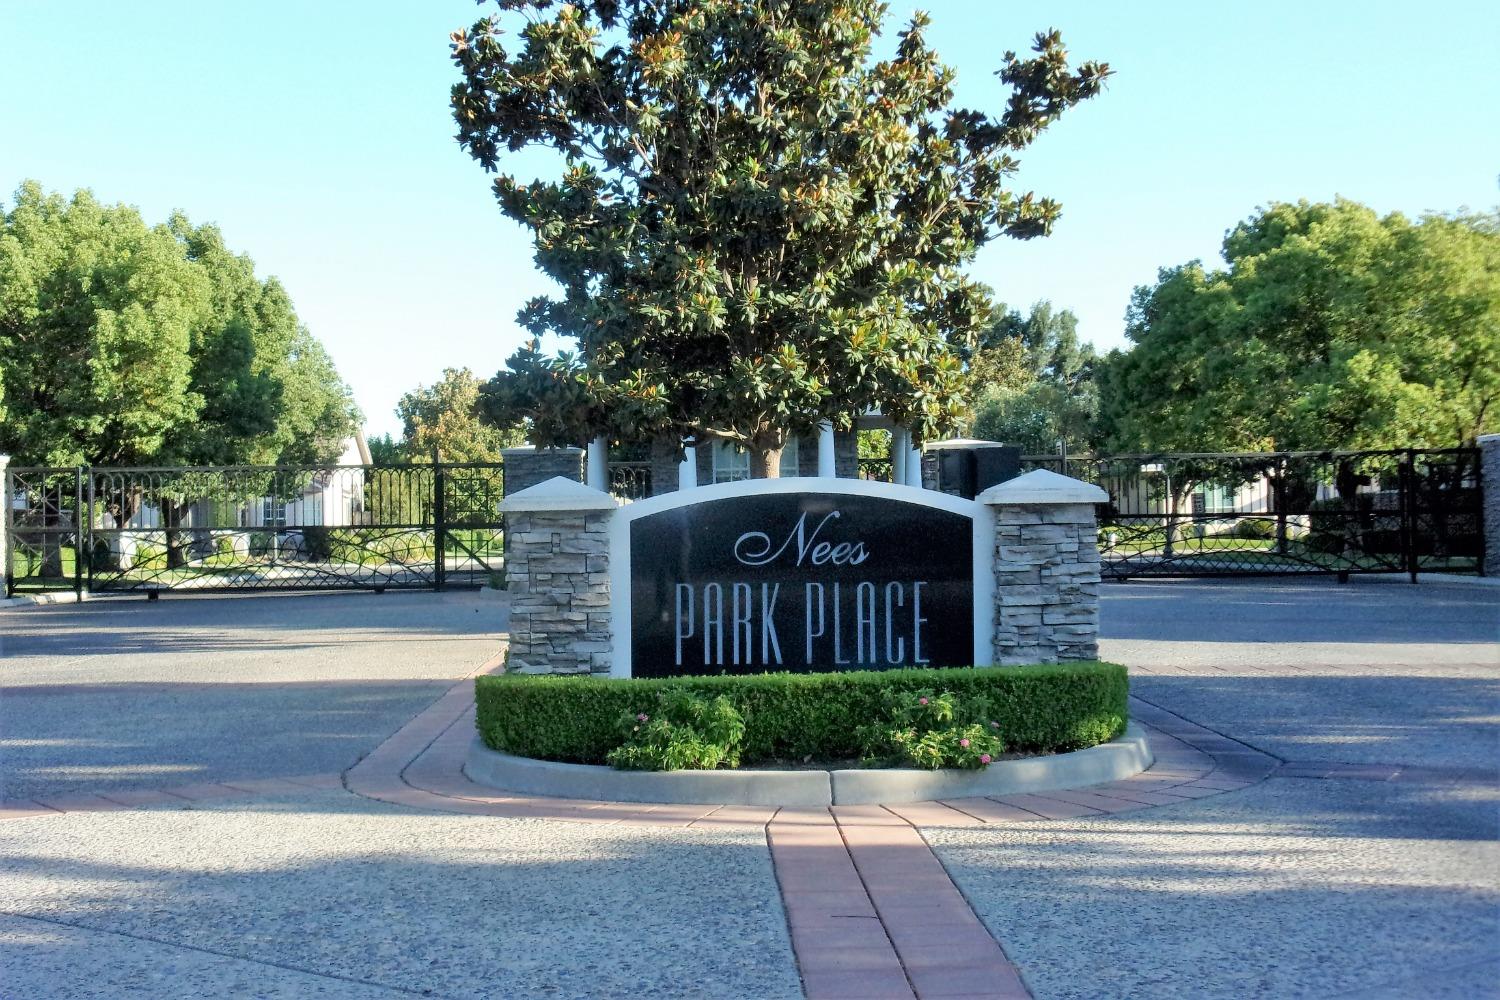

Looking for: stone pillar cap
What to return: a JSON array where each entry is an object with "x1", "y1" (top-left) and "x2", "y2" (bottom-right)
[
  {"x1": 500, "y1": 476, "x2": 618, "y2": 513},
  {"x1": 978, "y1": 469, "x2": 1108, "y2": 505}
]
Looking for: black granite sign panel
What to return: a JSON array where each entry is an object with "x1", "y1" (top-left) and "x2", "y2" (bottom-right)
[{"x1": 630, "y1": 491, "x2": 973, "y2": 677}]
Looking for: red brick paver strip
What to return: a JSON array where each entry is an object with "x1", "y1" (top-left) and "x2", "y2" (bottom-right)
[{"x1": 30, "y1": 792, "x2": 128, "y2": 813}]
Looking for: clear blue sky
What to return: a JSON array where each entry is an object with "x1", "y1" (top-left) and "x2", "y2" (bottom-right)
[{"x1": 2, "y1": 1, "x2": 1496, "y2": 438}]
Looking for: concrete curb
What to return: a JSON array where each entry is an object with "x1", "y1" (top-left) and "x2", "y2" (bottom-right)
[
  {"x1": 464, "y1": 739, "x2": 833, "y2": 806},
  {"x1": 830, "y1": 723, "x2": 1153, "y2": 805},
  {"x1": 1362, "y1": 573, "x2": 1500, "y2": 588},
  {"x1": 463, "y1": 723, "x2": 1153, "y2": 807},
  {"x1": 0, "y1": 591, "x2": 85, "y2": 609}
]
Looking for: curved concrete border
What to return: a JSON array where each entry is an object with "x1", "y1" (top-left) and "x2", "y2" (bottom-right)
[
  {"x1": 464, "y1": 741, "x2": 833, "y2": 806},
  {"x1": 830, "y1": 723, "x2": 1153, "y2": 805},
  {"x1": 463, "y1": 723, "x2": 1153, "y2": 807}
]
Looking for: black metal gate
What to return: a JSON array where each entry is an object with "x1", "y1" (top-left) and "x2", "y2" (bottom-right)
[
  {"x1": 1021, "y1": 448, "x2": 1484, "y2": 581},
  {"x1": 3, "y1": 462, "x2": 508, "y2": 597}
]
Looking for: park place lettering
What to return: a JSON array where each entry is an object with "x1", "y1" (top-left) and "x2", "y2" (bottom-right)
[{"x1": 672, "y1": 510, "x2": 930, "y2": 668}]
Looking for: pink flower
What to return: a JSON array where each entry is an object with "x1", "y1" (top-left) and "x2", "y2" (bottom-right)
[
  {"x1": 918, "y1": 697, "x2": 929, "y2": 706},
  {"x1": 980, "y1": 754, "x2": 992, "y2": 765},
  {"x1": 959, "y1": 738, "x2": 970, "y2": 748},
  {"x1": 637, "y1": 713, "x2": 649, "y2": 722}
]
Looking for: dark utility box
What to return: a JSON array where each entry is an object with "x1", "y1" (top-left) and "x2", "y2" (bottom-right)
[{"x1": 928, "y1": 440, "x2": 1022, "y2": 500}]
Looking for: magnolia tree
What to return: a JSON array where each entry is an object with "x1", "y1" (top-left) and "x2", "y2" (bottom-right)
[{"x1": 452, "y1": 0, "x2": 1108, "y2": 476}]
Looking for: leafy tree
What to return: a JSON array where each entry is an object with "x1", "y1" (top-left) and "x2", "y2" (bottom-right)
[
  {"x1": 968, "y1": 300, "x2": 1098, "y2": 452},
  {"x1": 161, "y1": 219, "x2": 360, "y2": 467},
  {"x1": 0, "y1": 182, "x2": 360, "y2": 571},
  {"x1": 399, "y1": 367, "x2": 522, "y2": 463},
  {"x1": 973, "y1": 381, "x2": 1090, "y2": 455},
  {"x1": 1099, "y1": 200, "x2": 1500, "y2": 454},
  {"x1": 367, "y1": 432, "x2": 407, "y2": 465},
  {"x1": 452, "y1": 1, "x2": 1109, "y2": 476},
  {"x1": 0, "y1": 183, "x2": 206, "y2": 466},
  {"x1": 0, "y1": 182, "x2": 359, "y2": 468}
]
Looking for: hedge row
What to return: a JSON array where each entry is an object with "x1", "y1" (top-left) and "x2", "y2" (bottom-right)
[{"x1": 475, "y1": 663, "x2": 1129, "y2": 767}]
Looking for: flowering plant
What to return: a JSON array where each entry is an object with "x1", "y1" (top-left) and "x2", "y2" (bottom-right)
[
  {"x1": 857, "y1": 688, "x2": 1004, "y2": 770},
  {"x1": 606, "y1": 689, "x2": 746, "y2": 771}
]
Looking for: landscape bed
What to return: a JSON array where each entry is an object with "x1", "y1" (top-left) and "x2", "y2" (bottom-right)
[{"x1": 475, "y1": 662, "x2": 1129, "y2": 770}]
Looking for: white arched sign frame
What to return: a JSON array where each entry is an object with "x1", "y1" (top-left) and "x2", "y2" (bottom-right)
[{"x1": 607, "y1": 477, "x2": 995, "y2": 678}]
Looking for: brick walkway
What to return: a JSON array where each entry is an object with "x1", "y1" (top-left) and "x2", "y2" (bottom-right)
[{"x1": 12, "y1": 667, "x2": 1473, "y2": 999}]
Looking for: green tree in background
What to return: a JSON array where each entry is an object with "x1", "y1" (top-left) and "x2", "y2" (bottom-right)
[
  {"x1": 452, "y1": 0, "x2": 1109, "y2": 476},
  {"x1": 0, "y1": 183, "x2": 205, "y2": 466},
  {"x1": 367, "y1": 432, "x2": 407, "y2": 466},
  {"x1": 1099, "y1": 200, "x2": 1500, "y2": 453},
  {"x1": 968, "y1": 300, "x2": 1099, "y2": 453},
  {"x1": 0, "y1": 182, "x2": 359, "y2": 467},
  {"x1": 397, "y1": 367, "x2": 522, "y2": 463}
]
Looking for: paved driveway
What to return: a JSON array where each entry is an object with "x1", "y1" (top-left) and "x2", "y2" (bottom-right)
[
  {"x1": 1, "y1": 580, "x2": 1497, "y2": 999},
  {"x1": 0, "y1": 591, "x2": 506, "y2": 800},
  {"x1": 927, "y1": 577, "x2": 1500, "y2": 999},
  {"x1": 1101, "y1": 577, "x2": 1499, "y2": 770}
]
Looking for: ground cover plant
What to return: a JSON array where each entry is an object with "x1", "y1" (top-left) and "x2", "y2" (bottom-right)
[
  {"x1": 475, "y1": 662, "x2": 1127, "y2": 771},
  {"x1": 857, "y1": 688, "x2": 1005, "y2": 770}
]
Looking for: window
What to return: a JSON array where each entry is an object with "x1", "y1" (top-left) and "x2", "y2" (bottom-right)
[
  {"x1": 712, "y1": 438, "x2": 800, "y2": 483},
  {"x1": 712, "y1": 441, "x2": 751, "y2": 483},
  {"x1": 261, "y1": 498, "x2": 287, "y2": 528},
  {"x1": 1195, "y1": 483, "x2": 1237, "y2": 514}
]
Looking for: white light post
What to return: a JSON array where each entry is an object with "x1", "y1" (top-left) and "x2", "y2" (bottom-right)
[
  {"x1": 817, "y1": 421, "x2": 836, "y2": 478},
  {"x1": 677, "y1": 439, "x2": 698, "y2": 491},
  {"x1": 586, "y1": 436, "x2": 608, "y2": 491}
]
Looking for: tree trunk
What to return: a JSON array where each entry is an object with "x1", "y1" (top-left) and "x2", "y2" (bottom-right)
[
  {"x1": 165, "y1": 501, "x2": 190, "y2": 569},
  {"x1": 749, "y1": 445, "x2": 784, "y2": 479}
]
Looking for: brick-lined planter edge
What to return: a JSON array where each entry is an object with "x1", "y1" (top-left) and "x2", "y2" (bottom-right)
[{"x1": 462, "y1": 723, "x2": 1152, "y2": 807}]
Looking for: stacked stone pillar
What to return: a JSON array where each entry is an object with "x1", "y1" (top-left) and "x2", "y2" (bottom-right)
[
  {"x1": 499, "y1": 478, "x2": 618, "y2": 674},
  {"x1": 1482, "y1": 434, "x2": 1499, "y2": 577},
  {"x1": 500, "y1": 446, "x2": 585, "y2": 498},
  {"x1": 979, "y1": 470, "x2": 1108, "y2": 665}
]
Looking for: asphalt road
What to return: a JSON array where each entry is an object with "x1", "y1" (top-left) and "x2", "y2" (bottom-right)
[
  {"x1": 1100, "y1": 577, "x2": 1500, "y2": 770},
  {"x1": 0, "y1": 591, "x2": 507, "y2": 801},
  {"x1": 1, "y1": 578, "x2": 1496, "y2": 999}
]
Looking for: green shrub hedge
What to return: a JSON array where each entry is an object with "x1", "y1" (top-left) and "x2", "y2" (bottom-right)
[{"x1": 475, "y1": 662, "x2": 1128, "y2": 767}]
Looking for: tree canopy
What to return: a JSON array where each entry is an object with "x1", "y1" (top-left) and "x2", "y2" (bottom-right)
[
  {"x1": 1099, "y1": 200, "x2": 1499, "y2": 453},
  {"x1": 398, "y1": 366, "x2": 523, "y2": 463},
  {"x1": 968, "y1": 299, "x2": 1098, "y2": 453},
  {"x1": 452, "y1": 0, "x2": 1108, "y2": 475},
  {"x1": 0, "y1": 182, "x2": 359, "y2": 467}
]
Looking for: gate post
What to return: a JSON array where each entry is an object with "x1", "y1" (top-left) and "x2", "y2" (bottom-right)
[
  {"x1": 433, "y1": 461, "x2": 447, "y2": 592},
  {"x1": 979, "y1": 469, "x2": 1110, "y2": 665},
  {"x1": 499, "y1": 477, "x2": 617, "y2": 674},
  {"x1": 1, "y1": 454, "x2": 10, "y2": 598},
  {"x1": 74, "y1": 466, "x2": 85, "y2": 600},
  {"x1": 500, "y1": 446, "x2": 585, "y2": 498},
  {"x1": 1482, "y1": 434, "x2": 1499, "y2": 578}
]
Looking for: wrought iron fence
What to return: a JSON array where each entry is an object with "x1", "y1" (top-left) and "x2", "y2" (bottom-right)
[
  {"x1": 858, "y1": 457, "x2": 893, "y2": 482},
  {"x1": 608, "y1": 461, "x2": 653, "y2": 501},
  {"x1": 1020, "y1": 448, "x2": 1483, "y2": 580},
  {"x1": 4, "y1": 462, "x2": 508, "y2": 596}
]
